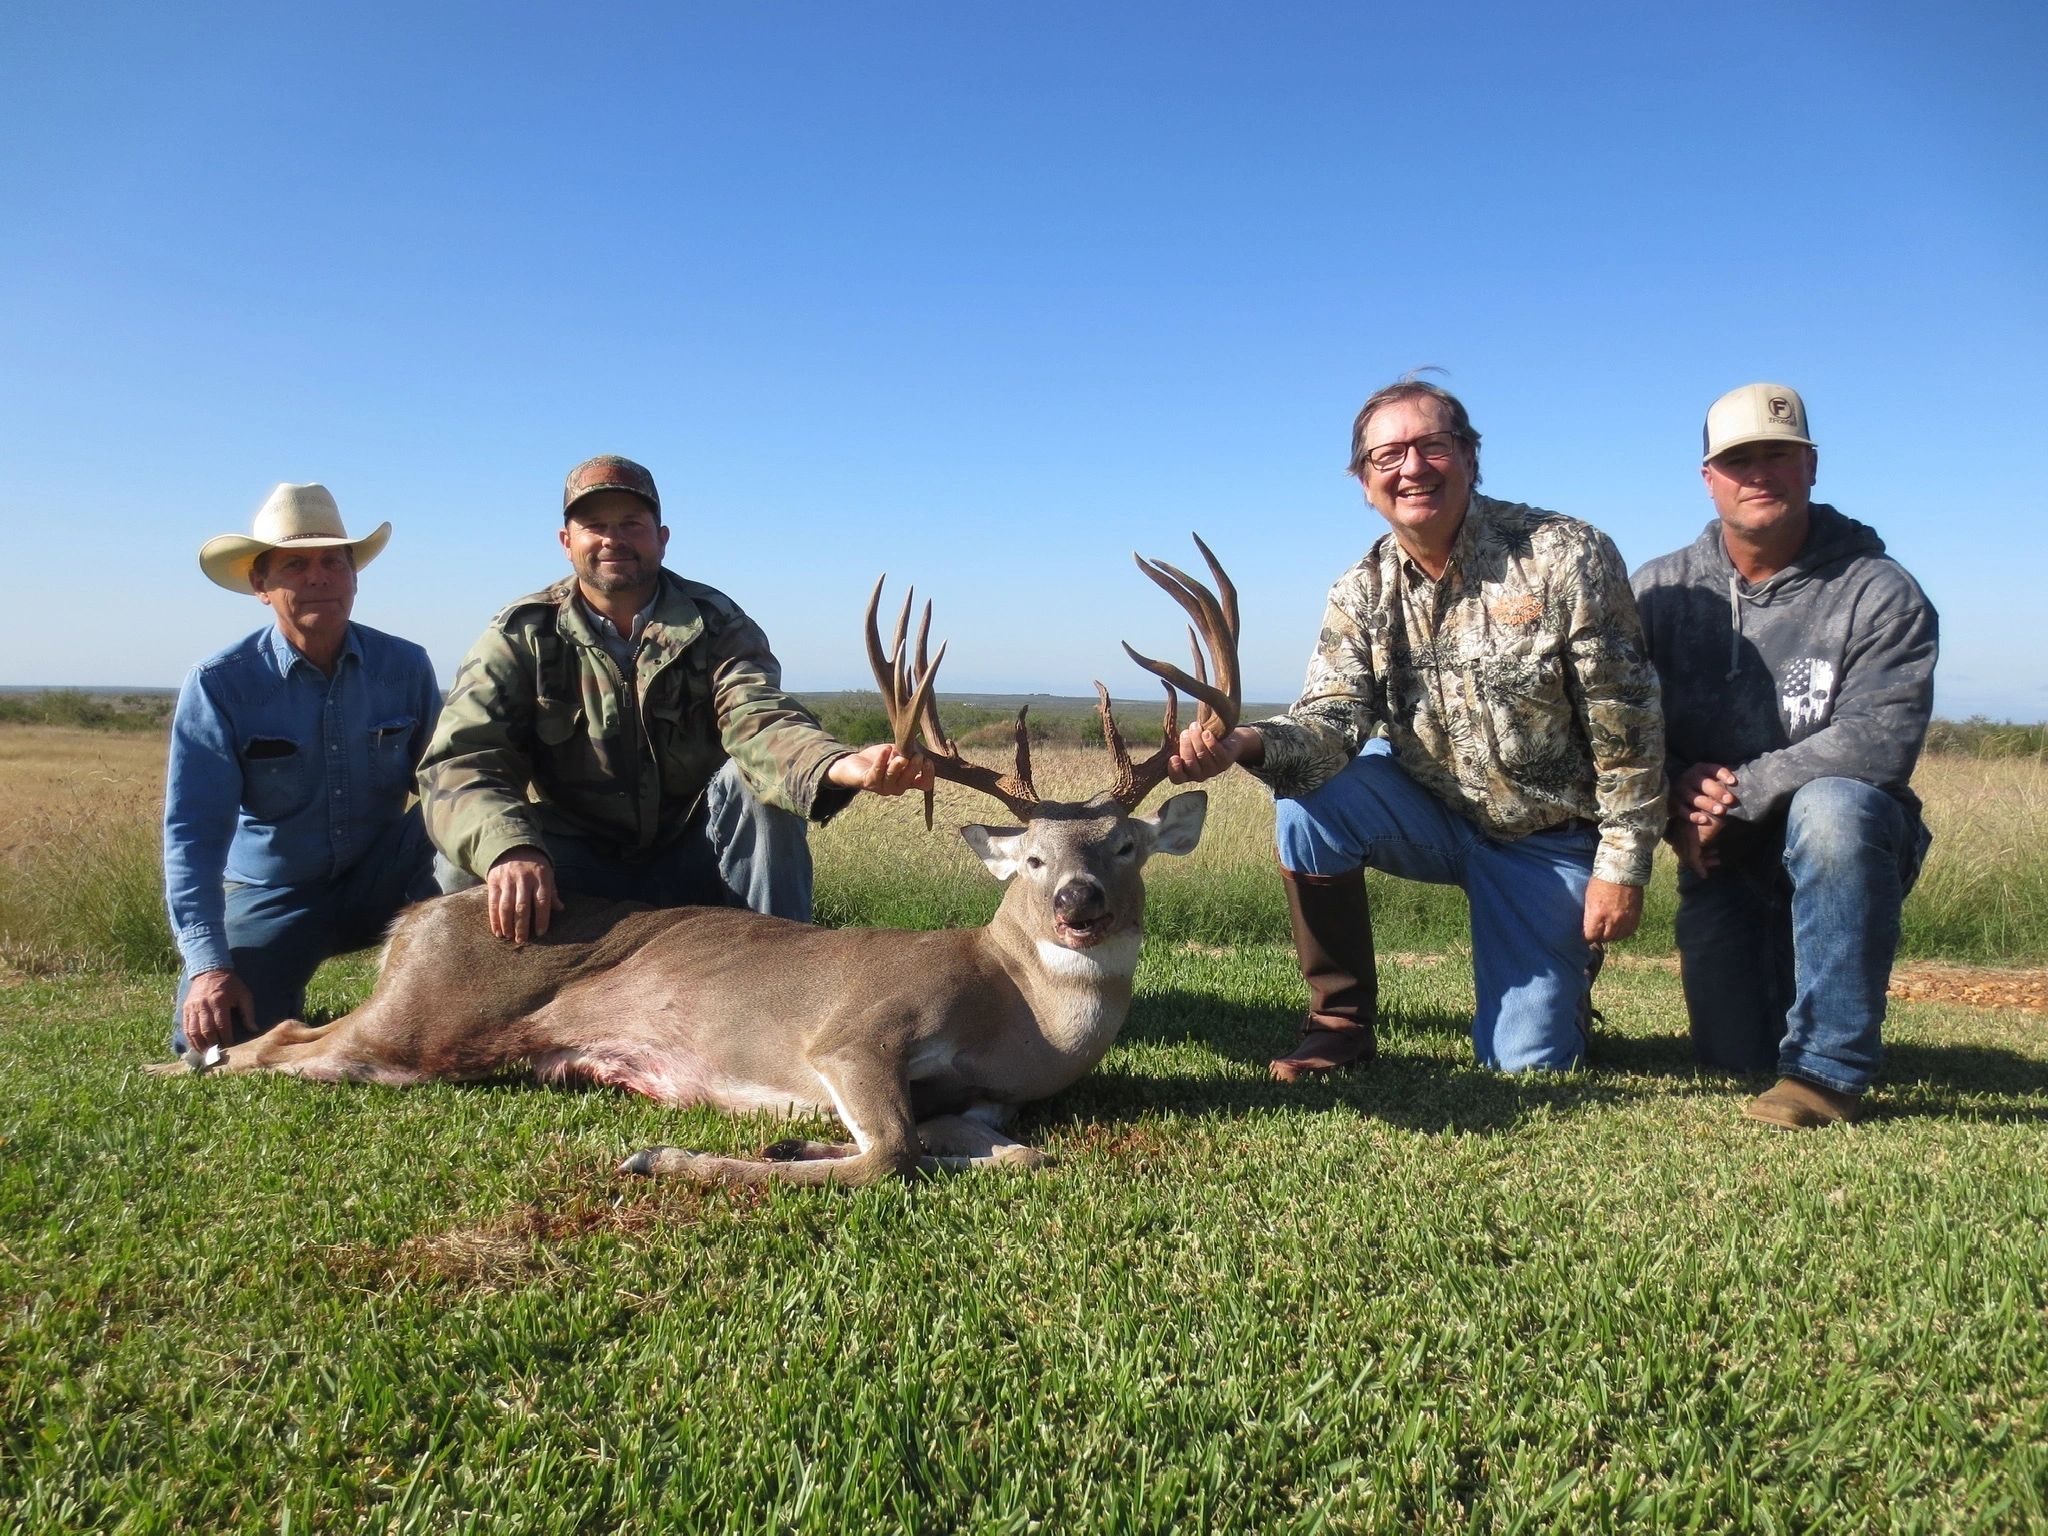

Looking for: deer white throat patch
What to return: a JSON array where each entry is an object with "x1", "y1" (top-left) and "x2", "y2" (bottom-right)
[{"x1": 1036, "y1": 932, "x2": 1141, "y2": 980}]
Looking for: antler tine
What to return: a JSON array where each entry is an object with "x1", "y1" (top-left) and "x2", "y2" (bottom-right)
[
  {"x1": 1094, "y1": 679, "x2": 1179, "y2": 808},
  {"x1": 1124, "y1": 550, "x2": 1241, "y2": 733},
  {"x1": 1094, "y1": 681, "x2": 1133, "y2": 789},
  {"x1": 863, "y1": 573, "x2": 1042, "y2": 825},
  {"x1": 1191, "y1": 530, "x2": 1239, "y2": 661},
  {"x1": 913, "y1": 601, "x2": 955, "y2": 757},
  {"x1": 889, "y1": 588, "x2": 918, "y2": 746},
  {"x1": 863, "y1": 576, "x2": 909, "y2": 744},
  {"x1": 1099, "y1": 535, "x2": 1240, "y2": 811}
]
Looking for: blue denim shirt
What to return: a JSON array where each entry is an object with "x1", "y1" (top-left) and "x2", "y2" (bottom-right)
[{"x1": 163, "y1": 622, "x2": 441, "y2": 976}]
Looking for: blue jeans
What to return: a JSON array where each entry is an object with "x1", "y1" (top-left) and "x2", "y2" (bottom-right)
[
  {"x1": 1275, "y1": 740, "x2": 1599, "y2": 1072},
  {"x1": 434, "y1": 759, "x2": 815, "y2": 921},
  {"x1": 170, "y1": 805, "x2": 438, "y2": 1052},
  {"x1": 1676, "y1": 776, "x2": 1928, "y2": 1095}
]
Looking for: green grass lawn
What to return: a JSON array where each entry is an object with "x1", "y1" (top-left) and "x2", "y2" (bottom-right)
[{"x1": 3, "y1": 949, "x2": 2044, "y2": 1534}]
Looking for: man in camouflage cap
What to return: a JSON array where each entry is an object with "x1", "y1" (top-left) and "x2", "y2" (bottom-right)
[
  {"x1": 419, "y1": 454, "x2": 929, "y2": 943},
  {"x1": 1169, "y1": 378, "x2": 1666, "y2": 1079}
]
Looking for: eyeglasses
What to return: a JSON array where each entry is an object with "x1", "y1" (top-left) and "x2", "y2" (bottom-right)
[{"x1": 1361, "y1": 432, "x2": 1465, "y2": 473}]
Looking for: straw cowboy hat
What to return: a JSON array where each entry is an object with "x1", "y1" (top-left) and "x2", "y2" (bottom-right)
[{"x1": 198, "y1": 483, "x2": 392, "y2": 594}]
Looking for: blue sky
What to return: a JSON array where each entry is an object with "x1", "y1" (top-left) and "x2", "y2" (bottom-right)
[{"x1": 3, "y1": 2, "x2": 2042, "y2": 718}]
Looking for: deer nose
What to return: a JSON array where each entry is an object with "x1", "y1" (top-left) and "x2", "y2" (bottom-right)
[{"x1": 1054, "y1": 878, "x2": 1106, "y2": 921}]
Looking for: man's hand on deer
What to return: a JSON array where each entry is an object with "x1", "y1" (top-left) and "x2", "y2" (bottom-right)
[
  {"x1": 826, "y1": 742, "x2": 935, "y2": 797},
  {"x1": 487, "y1": 848, "x2": 565, "y2": 944},
  {"x1": 182, "y1": 968, "x2": 253, "y2": 1051}
]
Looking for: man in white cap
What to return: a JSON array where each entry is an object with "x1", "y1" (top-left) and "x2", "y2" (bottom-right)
[
  {"x1": 163, "y1": 483, "x2": 442, "y2": 1057},
  {"x1": 1632, "y1": 385, "x2": 1938, "y2": 1128}
]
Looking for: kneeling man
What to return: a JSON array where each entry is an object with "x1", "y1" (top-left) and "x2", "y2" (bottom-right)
[
  {"x1": 418, "y1": 454, "x2": 928, "y2": 943},
  {"x1": 1634, "y1": 384, "x2": 1937, "y2": 1128},
  {"x1": 1173, "y1": 378, "x2": 1665, "y2": 1077},
  {"x1": 165, "y1": 484, "x2": 441, "y2": 1055}
]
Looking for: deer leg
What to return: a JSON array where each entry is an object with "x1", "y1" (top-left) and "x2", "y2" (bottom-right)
[
  {"x1": 140, "y1": 1014, "x2": 428, "y2": 1084},
  {"x1": 915, "y1": 1110, "x2": 1053, "y2": 1171},
  {"x1": 620, "y1": 1050, "x2": 923, "y2": 1187}
]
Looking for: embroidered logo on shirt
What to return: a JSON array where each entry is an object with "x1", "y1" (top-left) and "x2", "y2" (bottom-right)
[{"x1": 1782, "y1": 657, "x2": 1837, "y2": 732}]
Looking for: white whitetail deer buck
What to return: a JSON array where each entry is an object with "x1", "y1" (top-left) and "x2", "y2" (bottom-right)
[{"x1": 149, "y1": 539, "x2": 1242, "y2": 1185}]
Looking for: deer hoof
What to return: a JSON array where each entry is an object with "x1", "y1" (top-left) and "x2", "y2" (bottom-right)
[
  {"x1": 994, "y1": 1144, "x2": 1054, "y2": 1170},
  {"x1": 618, "y1": 1146, "x2": 707, "y2": 1178}
]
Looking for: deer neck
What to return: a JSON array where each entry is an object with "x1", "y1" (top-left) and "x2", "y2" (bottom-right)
[{"x1": 975, "y1": 880, "x2": 1141, "y2": 1058}]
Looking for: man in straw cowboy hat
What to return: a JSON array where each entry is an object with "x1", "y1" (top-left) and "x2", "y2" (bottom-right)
[
  {"x1": 164, "y1": 482, "x2": 442, "y2": 1056},
  {"x1": 1633, "y1": 383, "x2": 1937, "y2": 1129},
  {"x1": 418, "y1": 454, "x2": 929, "y2": 944}
]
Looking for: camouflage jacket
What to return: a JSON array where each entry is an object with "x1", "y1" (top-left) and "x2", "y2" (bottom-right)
[
  {"x1": 419, "y1": 571, "x2": 853, "y2": 877},
  {"x1": 1250, "y1": 495, "x2": 1666, "y2": 886}
]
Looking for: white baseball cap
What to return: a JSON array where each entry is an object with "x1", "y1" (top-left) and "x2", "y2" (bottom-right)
[{"x1": 1703, "y1": 383, "x2": 1815, "y2": 462}]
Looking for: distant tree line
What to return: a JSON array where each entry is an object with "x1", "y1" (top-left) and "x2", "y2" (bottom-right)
[
  {"x1": 804, "y1": 695, "x2": 1113, "y2": 750},
  {"x1": 4, "y1": 688, "x2": 2041, "y2": 759},
  {"x1": 0, "y1": 690, "x2": 176, "y2": 732}
]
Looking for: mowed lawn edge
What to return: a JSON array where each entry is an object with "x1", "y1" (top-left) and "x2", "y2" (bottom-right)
[{"x1": 2, "y1": 943, "x2": 2043, "y2": 1534}]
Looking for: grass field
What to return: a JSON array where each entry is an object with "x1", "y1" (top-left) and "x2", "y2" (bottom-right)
[{"x1": 2, "y1": 727, "x2": 2046, "y2": 1531}]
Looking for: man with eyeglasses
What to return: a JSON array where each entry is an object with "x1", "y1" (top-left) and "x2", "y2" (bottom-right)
[
  {"x1": 1632, "y1": 384, "x2": 1936, "y2": 1128},
  {"x1": 1169, "y1": 377, "x2": 1665, "y2": 1078}
]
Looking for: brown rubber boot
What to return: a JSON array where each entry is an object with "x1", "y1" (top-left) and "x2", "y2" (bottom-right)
[{"x1": 1270, "y1": 868, "x2": 1378, "y2": 1083}]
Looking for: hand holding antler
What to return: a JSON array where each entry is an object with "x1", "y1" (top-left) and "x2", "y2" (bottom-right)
[
  {"x1": 826, "y1": 743, "x2": 934, "y2": 797},
  {"x1": 1166, "y1": 719, "x2": 1264, "y2": 783}
]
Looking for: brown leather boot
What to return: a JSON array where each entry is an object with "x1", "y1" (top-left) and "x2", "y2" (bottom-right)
[
  {"x1": 1743, "y1": 1076, "x2": 1862, "y2": 1129},
  {"x1": 1270, "y1": 868, "x2": 1378, "y2": 1083}
]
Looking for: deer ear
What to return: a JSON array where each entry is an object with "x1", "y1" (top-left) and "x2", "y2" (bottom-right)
[
  {"x1": 960, "y1": 824, "x2": 1028, "y2": 880},
  {"x1": 1142, "y1": 791, "x2": 1208, "y2": 857}
]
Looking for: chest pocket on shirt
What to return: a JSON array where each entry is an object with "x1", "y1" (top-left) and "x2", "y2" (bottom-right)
[
  {"x1": 644, "y1": 667, "x2": 724, "y2": 806},
  {"x1": 242, "y1": 736, "x2": 314, "y2": 821},
  {"x1": 1476, "y1": 631, "x2": 1567, "y2": 703},
  {"x1": 1469, "y1": 631, "x2": 1570, "y2": 767},
  {"x1": 534, "y1": 694, "x2": 624, "y2": 789},
  {"x1": 368, "y1": 717, "x2": 418, "y2": 797}
]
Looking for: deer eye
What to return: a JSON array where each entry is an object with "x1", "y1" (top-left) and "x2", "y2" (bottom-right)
[
  {"x1": 1025, "y1": 855, "x2": 1045, "y2": 871},
  {"x1": 1116, "y1": 840, "x2": 1136, "y2": 857}
]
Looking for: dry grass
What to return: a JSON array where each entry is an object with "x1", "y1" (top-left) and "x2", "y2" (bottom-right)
[
  {"x1": 1907, "y1": 752, "x2": 2048, "y2": 959},
  {"x1": 3, "y1": 725, "x2": 2046, "y2": 969},
  {"x1": 0, "y1": 727, "x2": 173, "y2": 973},
  {"x1": 0, "y1": 725, "x2": 164, "y2": 837}
]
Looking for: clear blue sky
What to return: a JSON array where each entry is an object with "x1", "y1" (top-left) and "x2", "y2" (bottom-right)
[{"x1": 3, "y1": 2, "x2": 2042, "y2": 718}]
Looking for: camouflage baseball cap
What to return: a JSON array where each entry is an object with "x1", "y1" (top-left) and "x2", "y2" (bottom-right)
[{"x1": 562, "y1": 455, "x2": 660, "y2": 519}]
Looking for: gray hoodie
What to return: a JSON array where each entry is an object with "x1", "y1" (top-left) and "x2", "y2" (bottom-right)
[{"x1": 1631, "y1": 503, "x2": 1937, "y2": 825}]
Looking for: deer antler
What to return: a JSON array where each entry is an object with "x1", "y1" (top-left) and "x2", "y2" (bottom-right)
[
  {"x1": 864, "y1": 576, "x2": 1041, "y2": 827},
  {"x1": 1096, "y1": 533, "x2": 1241, "y2": 812}
]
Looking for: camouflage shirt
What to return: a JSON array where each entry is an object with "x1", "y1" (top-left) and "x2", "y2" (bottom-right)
[
  {"x1": 419, "y1": 571, "x2": 854, "y2": 878},
  {"x1": 1249, "y1": 495, "x2": 1666, "y2": 886}
]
